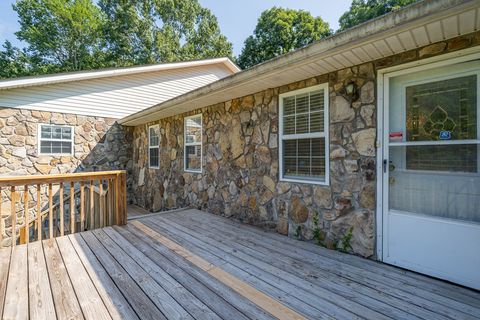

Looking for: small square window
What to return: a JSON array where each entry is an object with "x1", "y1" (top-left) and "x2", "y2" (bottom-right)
[{"x1": 38, "y1": 124, "x2": 74, "y2": 155}]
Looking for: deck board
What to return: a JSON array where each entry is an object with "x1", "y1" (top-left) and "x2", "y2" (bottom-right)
[
  {"x1": 3, "y1": 245, "x2": 28, "y2": 320},
  {"x1": 0, "y1": 247, "x2": 11, "y2": 319},
  {"x1": 43, "y1": 238, "x2": 84, "y2": 320},
  {"x1": 28, "y1": 241, "x2": 56, "y2": 320},
  {"x1": 56, "y1": 236, "x2": 111, "y2": 320},
  {"x1": 0, "y1": 208, "x2": 479, "y2": 320}
]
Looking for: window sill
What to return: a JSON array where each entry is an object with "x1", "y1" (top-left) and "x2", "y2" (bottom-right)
[
  {"x1": 184, "y1": 169, "x2": 202, "y2": 174},
  {"x1": 280, "y1": 176, "x2": 329, "y2": 186},
  {"x1": 38, "y1": 153, "x2": 73, "y2": 156}
]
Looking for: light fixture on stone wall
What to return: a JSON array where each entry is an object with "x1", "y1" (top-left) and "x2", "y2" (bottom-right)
[{"x1": 342, "y1": 81, "x2": 359, "y2": 105}]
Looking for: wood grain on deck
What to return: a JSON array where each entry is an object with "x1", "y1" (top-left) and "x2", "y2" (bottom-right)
[{"x1": 0, "y1": 208, "x2": 479, "y2": 320}]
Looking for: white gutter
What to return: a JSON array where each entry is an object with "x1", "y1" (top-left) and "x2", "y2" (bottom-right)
[
  {"x1": 119, "y1": 0, "x2": 479, "y2": 126},
  {"x1": 0, "y1": 57, "x2": 240, "y2": 91}
]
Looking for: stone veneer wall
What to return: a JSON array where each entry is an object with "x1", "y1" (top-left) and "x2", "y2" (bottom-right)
[
  {"x1": 131, "y1": 32, "x2": 480, "y2": 258},
  {"x1": 0, "y1": 108, "x2": 133, "y2": 245}
]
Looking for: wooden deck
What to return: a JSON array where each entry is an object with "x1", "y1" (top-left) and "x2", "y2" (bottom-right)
[{"x1": 1, "y1": 209, "x2": 479, "y2": 320}]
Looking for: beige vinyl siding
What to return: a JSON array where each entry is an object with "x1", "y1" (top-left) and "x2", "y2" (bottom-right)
[{"x1": 0, "y1": 65, "x2": 232, "y2": 119}]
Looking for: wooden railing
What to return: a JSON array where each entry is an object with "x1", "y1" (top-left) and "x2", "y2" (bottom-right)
[{"x1": 0, "y1": 170, "x2": 127, "y2": 247}]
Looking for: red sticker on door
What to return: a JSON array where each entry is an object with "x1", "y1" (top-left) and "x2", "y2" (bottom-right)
[{"x1": 389, "y1": 132, "x2": 403, "y2": 142}]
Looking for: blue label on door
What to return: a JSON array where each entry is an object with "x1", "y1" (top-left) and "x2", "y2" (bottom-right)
[{"x1": 439, "y1": 131, "x2": 451, "y2": 140}]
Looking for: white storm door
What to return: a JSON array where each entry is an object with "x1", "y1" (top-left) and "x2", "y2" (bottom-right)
[{"x1": 382, "y1": 60, "x2": 480, "y2": 290}]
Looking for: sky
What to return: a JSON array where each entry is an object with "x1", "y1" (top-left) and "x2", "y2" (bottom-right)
[{"x1": 0, "y1": 0, "x2": 352, "y2": 56}]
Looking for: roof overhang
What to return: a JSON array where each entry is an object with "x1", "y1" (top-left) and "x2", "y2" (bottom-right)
[
  {"x1": 120, "y1": 0, "x2": 480, "y2": 126},
  {"x1": 0, "y1": 57, "x2": 240, "y2": 91}
]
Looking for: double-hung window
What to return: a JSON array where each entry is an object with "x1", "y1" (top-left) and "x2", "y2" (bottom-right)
[
  {"x1": 148, "y1": 125, "x2": 160, "y2": 169},
  {"x1": 38, "y1": 124, "x2": 74, "y2": 155},
  {"x1": 279, "y1": 83, "x2": 329, "y2": 185},
  {"x1": 184, "y1": 114, "x2": 202, "y2": 173}
]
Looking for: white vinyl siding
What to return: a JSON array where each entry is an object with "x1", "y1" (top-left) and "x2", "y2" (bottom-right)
[
  {"x1": 38, "y1": 124, "x2": 74, "y2": 155},
  {"x1": 0, "y1": 65, "x2": 232, "y2": 119},
  {"x1": 148, "y1": 125, "x2": 160, "y2": 169},
  {"x1": 184, "y1": 115, "x2": 202, "y2": 173},
  {"x1": 279, "y1": 84, "x2": 329, "y2": 185}
]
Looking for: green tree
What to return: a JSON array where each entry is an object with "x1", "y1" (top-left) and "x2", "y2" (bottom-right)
[
  {"x1": 237, "y1": 7, "x2": 331, "y2": 70},
  {"x1": 99, "y1": 0, "x2": 233, "y2": 66},
  {"x1": 338, "y1": 0, "x2": 418, "y2": 31},
  {"x1": 0, "y1": 41, "x2": 32, "y2": 79},
  {"x1": 13, "y1": 0, "x2": 106, "y2": 72},
  {"x1": 98, "y1": 0, "x2": 156, "y2": 66}
]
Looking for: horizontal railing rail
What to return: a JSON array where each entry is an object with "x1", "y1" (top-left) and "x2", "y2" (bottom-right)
[{"x1": 0, "y1": 170, "x2": 127, "y2": 247}]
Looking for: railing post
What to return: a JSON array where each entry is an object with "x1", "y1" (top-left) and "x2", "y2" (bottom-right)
[
  {"x1": 36, "y1": 184, "x2": 41, "y2": 241},
  {"x1": 11, "y1": 186, "x2": 16, "y2": 246},
  {"x1": 0, "y1": 187, "x2": 2, "y2": 248},
  {"x1": 115, "y1": 172, "x2": 127, "y2": 226},
  {"x1": 23, "y1": 185, "x2": 29, "y2": 244},
  {"x1": 48, "y1": 183, "x2": 53, "y2": 239}
]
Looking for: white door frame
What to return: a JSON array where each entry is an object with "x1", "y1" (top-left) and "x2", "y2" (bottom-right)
[{"x1": 375, "y1": 46, "x2": 480, "y2": 261}]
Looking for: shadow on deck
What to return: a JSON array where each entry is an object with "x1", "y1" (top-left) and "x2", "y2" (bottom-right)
[{"x1": 1, "y1": 208, "x2": 479, "y2": 319}]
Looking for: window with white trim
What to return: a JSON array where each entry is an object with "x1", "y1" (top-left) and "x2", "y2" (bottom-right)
[
  {"x1": 38, "y1": 124, "x2": 74, "y2": 155},
  {"x1": 279, "y1": 84, "x2": 329, "y2": 184},
  {"x1": 148, "y1": 125, "x2": 160, "y2": 169},
  {"x1": 184, "y1": 114, "x2": 202, "y2": 172}
]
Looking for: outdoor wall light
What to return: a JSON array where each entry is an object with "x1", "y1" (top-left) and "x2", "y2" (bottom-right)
[{"x1": 343, "y1": 81, "x2": 359, "y2": 105}]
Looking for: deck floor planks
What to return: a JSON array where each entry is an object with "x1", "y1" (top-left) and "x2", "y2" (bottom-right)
[
  {"x1": 56, "y1": 236, "x2": 112, "y2": 320},
  {"x1": 170, "y1": 210, "x2": 464, "y2": 320},
  {"x1": 119, "y1": 224, "x2": 274, "y2": 320},
  {"x1": 159, "y1": 213, "x2": 444, "y2": 320},
  {"x1": 80, "y1": 231, "x2": 164, "y2": 320},
  {"x1": 1, "y1": 208, "x2": 479, "y2": 320},
  {"x1": 174, "y1": 209, "x2": 480, "y2": 319},
  {"x1": 68, "y1": 233, "x2": 140, "y2": 320},
  {"x1": 128, "y1": 221, "x2": 306, "y2": 320},
  {"x1": 3, "y1": 245, "x2": 28, "y2": 320},
  {"x1": 137, "y1": 218, "x2": 347, "y2": 320},
  {"x1": 91, "y1": 229, "x2": 193, "y2": 320},
  {"x1": 102, "y1": 227, "x2": 222, "y2": 320},
  {"x1": 43, "y1": 238, "x2": 85, "y2": 320},
  {"x1": 179, "y1": 210, "x2": 480, "y2": 308},
  {"x1": 149, "y1": 216, "x2": 400, "y2": 320},
  {"x1": 28, "y1": 241, "x2": 56, "y2": 320},
  {"x1": 0, "y1": 247, "x2": 11, "y2": 318}
]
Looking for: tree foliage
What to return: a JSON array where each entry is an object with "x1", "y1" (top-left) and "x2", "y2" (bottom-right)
[
  {"x1": 99, "y1": 0, "x2": 232, "y2": 66},
  {"x1": 13, "y1": 0, "x2": 105, "y2": 73},
  {"x1": 1, "y1": 0, "x2": 232, "y2": 78},
  {"x1": 338, "y1": 0, "x2": 418, "y2": 31},
  {"x1": 0, "y1": 41, "x2": 32, "y2": 78},
  {"x1": 237, "y1": 7, "x2": 331, "y2": 70}
]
